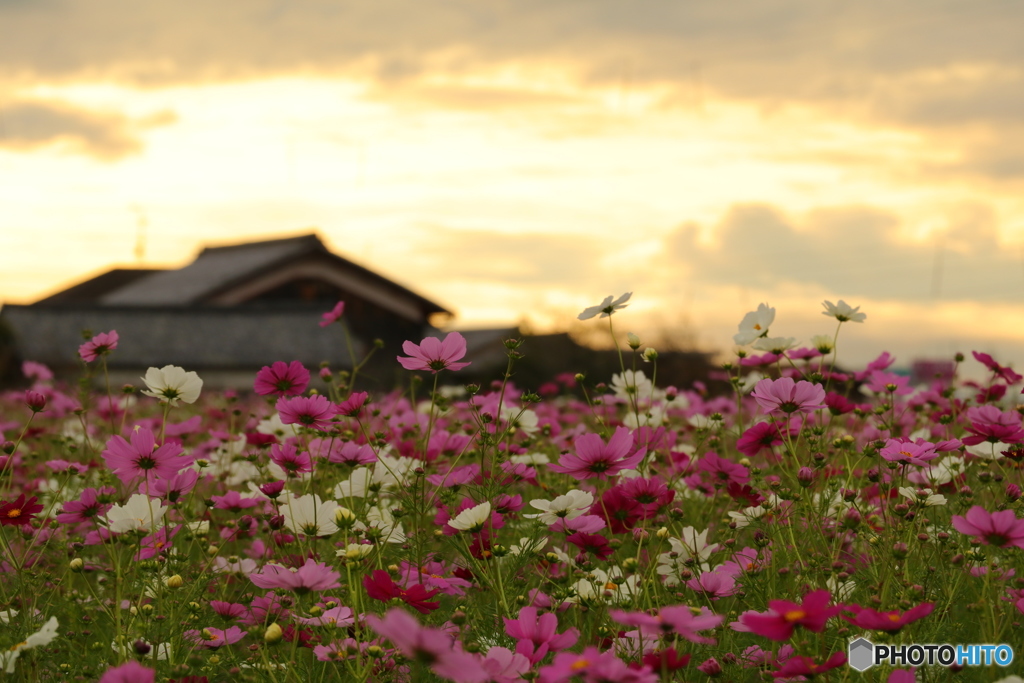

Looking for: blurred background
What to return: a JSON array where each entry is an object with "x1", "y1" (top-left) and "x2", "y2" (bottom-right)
[{"x1": 1, "y1": 0, "x2": 1023, "y2": 385}]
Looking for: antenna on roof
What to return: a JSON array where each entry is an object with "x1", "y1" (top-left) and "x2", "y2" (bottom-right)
[{"x1": 130, "y1": 205, "x2": 148, "y2": 264}]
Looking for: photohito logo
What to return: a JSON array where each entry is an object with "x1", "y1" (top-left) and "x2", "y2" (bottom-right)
[{"x1": 848, "y1": 637, "x2": 1014, "y2": 671}]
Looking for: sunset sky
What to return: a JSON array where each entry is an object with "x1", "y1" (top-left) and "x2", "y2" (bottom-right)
[{"x1": 2, "y1": 1, "x2": 1024, "y2": 373}]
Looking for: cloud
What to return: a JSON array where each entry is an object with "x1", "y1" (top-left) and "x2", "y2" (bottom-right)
[
  {"x1": 1, "y1": 2, "x2": 1024, "y2": 181},
  {"x1": 0, "y1": 98, "x2": 175, "y2": 159},
  {"x1": 668, "y1": 202, "x2": 1024, "y2": 303},
  {"x1": 404, "y1": 227, "x2": 605, "y2": 286}
]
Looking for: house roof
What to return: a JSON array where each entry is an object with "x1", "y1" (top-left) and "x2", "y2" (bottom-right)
[
  {"x1": 41, "y1": 233, "x2": 450, "y2": 321},
  {"x1": 34, "y1": 269, "x2": 156, "y2": 305},
  {"x1": 1, "y1": 304, "x2": 364, "y2": 370}
]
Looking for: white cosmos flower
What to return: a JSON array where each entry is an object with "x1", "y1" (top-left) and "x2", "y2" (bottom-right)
[
  {"x1": 733, "y1": 303, "x2": 775, "y2": 345},
  {"x1": 338, "y1": 543, "x2": 374, "y2": 560},
  {"x1": 213, "y1": 557, "x2": 258, "y2": 575},
  {"x1": 822, "y1": 299, "x2": 866, "y2": 323},
  {"x1": 752, "y1": 336, "x2": 799, "y2": 354},
  {"x1": 610, "y1": 370, "x2": 654, "y2": 402},
  {"x1": 448, "y1": 501, "x2": 492, "y2": 532},
  {"x1": 354, "y1": 506, "x2": 406, "y2": 544},
  {"x1": 2, "y1": 616, "x2": 59, "y2": 673},
  {"x1": 569, "y1": 567, "x2": 638, "y2": 604},
  {"x1": 0, "y1": 610, "x2": 17, "y2": 624},
  {"x1": 524, "y1": 490, "x2": 594, "y2": 525},
  {"x1": 577, "y1": 292, "x2": 632, "y2": 320},
  {"x1": 141, "y1": 365, "x2": 203, "y2": 405},
  {"x1": 810, "y1": 335, "x2": 835, "y2": 354},
  {"x1": 898, "y1": 487, "x2": 947, "y2": 507},
  {"x1": 501, "y1": 407, "x2": 539, "y2": 435},
  {"x1": 508, "y1": 537, "x2": 548, "y2": 557},
  {"x1": 509, "y1": 452, "x2": 550, "y2": 465},
  {"x1": 280, "y1": 494, "x2": 338, "y2": 537},
  {"x1": 105, "y1": 494, "x2": 166, "y2": 533},
  {"x1": 827, "y1": 576, "x2": 856, "y2": 601}
]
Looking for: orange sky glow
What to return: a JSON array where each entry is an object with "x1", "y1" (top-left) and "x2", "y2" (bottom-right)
[{"x1": 2, "y1": 1, "x2": 1024, "y2": 375}]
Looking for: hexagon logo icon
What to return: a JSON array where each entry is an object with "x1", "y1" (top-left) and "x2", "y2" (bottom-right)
[{"x1": 848, "y1": 637, "x2": 875, "y2": 672}]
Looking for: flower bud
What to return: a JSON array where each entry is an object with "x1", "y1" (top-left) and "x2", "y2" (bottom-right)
[
  {"x1": 264, "y1": 622, "x2": 283, "y2": 644},
  {"x1": 165, "y1": 574, "x2": 183, "y2": 589},
  {"x1": 25, "y1": 391, "x2": 47, "y2": 413},
  {"x1": 797, "y1": 467, "x2": 814, "y2": 487},
  {"x1": 655, "y1": 527, "x2": 669, "y2": 539},
  {"x1": 335, "y1": 507, "x2": 356, "y2": 527},
  {"x1": 626, "y1": 333, "x2": 641, "y2": 350},
  {"x1": 133, "y1": 639, "x2": 151, "y2": 656},
  {"x1": 642, "y1": 347, "x2": 658, "y2": 362},
  {"x1": 70, "y1": 558, "x2": 84, "y2": 572}
]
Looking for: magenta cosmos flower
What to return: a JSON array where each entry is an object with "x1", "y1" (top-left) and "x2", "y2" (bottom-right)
[
  {"x1": 952, "y1": 506, "x2": 1024, "y2": 548},
  {"x1": 397, "y1": 331, "x2": 471, "y2": 373},
  {"x1": 254, "y1": 361, "x2": 310, "y2": 397},
  {"x1": 549, "y1": 426, "x2": 642, "y2": 480},
  {"x1": 102, "y1": 427, "x2": 193, "y2": 485},
  {"x1": 250, "y1": 559, "x2": 342, "y2": 594},
  {"x1": 319, "y1": 300, "x2": 345, "y2": 327},
  {"x1": 751, "y1": 377, "x2": 827, "y2": 416},
  {"x1": 367, "y1": 609, "x2": 487, "y2": 683},
  {"x1": 736, "y1": 589, "x2": 843, "y2": 641},
  {"x1": 276, "y1": 394, "x2": 335, "y2": 430},
  {"x1": 843, "y1": 603, "x2": 934, "y2": 632},
  {"x1": 79, "y1": 330, "x2": 119, "y2": 362}
]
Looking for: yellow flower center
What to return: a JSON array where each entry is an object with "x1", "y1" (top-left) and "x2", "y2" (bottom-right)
[
  {"x1": 7, "y1": 509, "x2": 22, "y2": 518},
  {"x1": 571, "y1": 659, "x2": 590, "y2": 671},
  {"x1": 784, "y1": 610, "x2": 806, "y2": 622}
]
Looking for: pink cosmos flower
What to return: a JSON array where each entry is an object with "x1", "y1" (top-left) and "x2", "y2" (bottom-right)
[
  {"x1": 294, "y1": 605, "x2": 355, "y2": 628},
  {"x1": 973, "y1": 350, "x2": 1023, "y2": 384},
  {"x1": 697, "y1": 452, "x2": 750, "y2": 487},
  {"x1": 79, "y1": 330, "x2": 119, "y2": 362},
  {"x1": 254, "y1": 361, "x2": 310, "y2": 397},
  {"x1": 481, "y1": 646, "x2": 532, "y2": 683},
  {"x1": 141, "y1": 469, "x2": 199, "y2": 503},
  {"x1": 367, "y1": 609, "x2": 488, "y2": 683},
  {"x1": 736, "y1": 421, "x2": 787, "y2": 457},
  {"x1": 539, "y1": 647, "x2": 657, "y2": 683},
  {"x1": 687, "y1": 570, "x2": 738, "y2": 599},
  {"x1": 335, "y1": 391, "x2": 369, "y2": 417},
  {"x1": 211, "y1": 490, "x2": 260, "y2": 511},
  {"x1": 317, "y1": 440, "x2": 377, "y2": 466},
  {"x1": 751, "y1": 378, "x2": 827, "y2": 416},
  {"x1": 962, "y1": 405, "x2": 1024, "y2": 445},
  {"x1": 57, "y1": 486, "x2": 116, "y2": 524},
  {"x1": 843, "y1": 603, "x2": 934, "y2": 632},
  {"x1": 397, "y1": 331, "x2": 471, "y2": 373},
  {"x1": 211, "y1": 601, "x2": 247, "y2": 621},
  {"x1": 249, "y1": 559, "x2": 342, "y2": 594},
  {"x1": 102, "y1": 427, "x2": 193, "y2": 485},
  {"x1": 609, "y1": 605, "x2": 724, "y2": 644},
  {"x1": 99, "y1": 662, "x2": 154, "y2": 683},
  {"x1": 866, "y1": 370, "x2": 913, "y2": 396},
  {"x1": 269, "y1": 443, "x2": 313, "y2": 476},
  {"x1": 319, "y1": 300, "x2": 345, "y2": 327},
  {"x1": 22, "y1": 360, "x2": 53, "y2": 382},
  {"x1": 951, "y1": 506, "x2": 1024, "y2": 548},
  {"x1": 736, "y1": 589, "x2": 843, "y2": 641},
  {"x1": 185, "y1": 625, "x2": 248, "y2": 648},
  {"x1": 276, "y1": 394, "x2": 335, "y2": 430},
  {"x1": 879, "y1": 438, "x2": 940, "y2": 466},
  {"x1": 549, "y1": 426, "x2": 642, "y2": 480},
  {"x1": 504, "y1": 606, "x2": 579, "y2": 664}
]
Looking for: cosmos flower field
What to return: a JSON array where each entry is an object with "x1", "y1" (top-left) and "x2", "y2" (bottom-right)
[{"x1": 2, "y1": 296, "x2": 1024, "y2": 682}]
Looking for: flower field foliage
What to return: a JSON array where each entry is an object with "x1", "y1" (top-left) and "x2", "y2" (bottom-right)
[{"x1": 2, "y1": 298, "x2": 1024, "y2": 682}]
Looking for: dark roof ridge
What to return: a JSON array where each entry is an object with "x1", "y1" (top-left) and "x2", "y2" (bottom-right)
[{"x1": 198, "y1": 232, "x2": 325, "y2": 256}]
